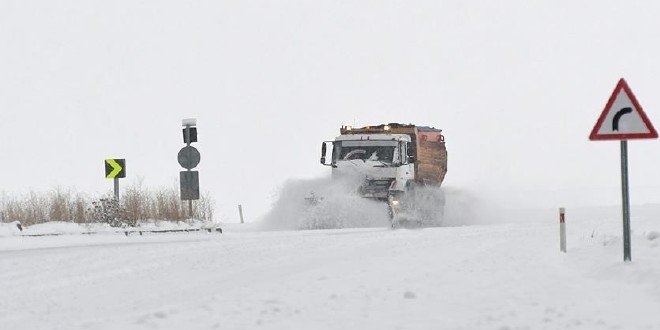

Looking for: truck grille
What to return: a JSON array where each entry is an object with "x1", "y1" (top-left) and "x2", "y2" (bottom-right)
[{"x1": 359, "y1": 179, "x2": 394, "y2": 199}]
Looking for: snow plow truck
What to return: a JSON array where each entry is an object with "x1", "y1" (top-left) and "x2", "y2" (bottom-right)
[{"x1": 320, "y1": 123, "x2": 448, "y2": 227}]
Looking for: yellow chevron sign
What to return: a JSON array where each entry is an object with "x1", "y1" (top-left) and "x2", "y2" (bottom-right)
[{"x1": 105, "y1": 159, "x2": 126, "y2": 179}]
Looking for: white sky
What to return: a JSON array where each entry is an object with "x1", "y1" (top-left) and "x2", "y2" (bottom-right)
[{"x1": 2, "y1": 1, "x2": 660, "y2": 222}]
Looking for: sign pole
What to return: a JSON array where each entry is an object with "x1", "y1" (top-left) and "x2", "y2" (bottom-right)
[
  {"x1": 620, "y1": 140, "x2": 632, "y2": 262},
  {"x1": 185, "y1": 124, "x2": 193, "y2": 219},
  {"x1": 179, "y1": 118, "x2": 201, "y2": 220},
  {"x1": 114, "y1": 177, "x2": 120, "y2": 201},
  {"x1": 590, "y1": 78, "x2": 657, "y2": 263}
]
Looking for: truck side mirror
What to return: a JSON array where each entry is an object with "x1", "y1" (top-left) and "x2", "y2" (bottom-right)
[
  {"x1": 320, "y1": 142, "x2": 327, "y2": 165},
  {"x1": 407, "y1": 155, "x2": 415, "y2": 163}
]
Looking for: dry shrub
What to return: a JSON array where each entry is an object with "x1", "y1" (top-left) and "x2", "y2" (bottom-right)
[
  {"x1": 196, "y1": 191, "x2": 215, "y2": 221},
  {"x1": 0, "y1": 184, "x2": 215, "y2": 225},
  {"x1": 1, "y1": 194, "x2": 24, "y2": 224},
  {"x1": 122, "y1": 180, "x2": 149, "y2": 225},
  {"x1": 135, "y1": 185, "x2": 214, "y2": 222},
  {"x1": 49, "y1": 187, "x2": 72, "y2": 221},
  {"x1": 26, "y1": 191, "x2": 48, "y2": 225},
  {"x1": 72, "y1": 194, "x2": 89, "y2": 223},
  {"x1": 153, "y1": 187, "x2": 186, "y2": 221}
]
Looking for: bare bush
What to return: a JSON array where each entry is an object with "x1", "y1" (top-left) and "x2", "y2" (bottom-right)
[
  {"x1": 1, "y1": 184, "x2": 215, "y2": 225},
  {"x1": 49, "y1": 187, "x2": 72, "y2": 222},
  {"x1": 90, "y1": 196, "x2": 126, "y2": 227},
  {"x1": 196, "y1": 191, "x2": 215, "y2": 221},
  {"x1": 153, "y1": 187, "x2": 186, "y2": 221},
  {"x1": 122, "y1": 180, "x2": 149, "y2": 225},
  {"x1": 72, "y1": 193, "x2": 89, "y2": 223},
  {"x1": 26, "y1": 191, "x2": 48, "y2": 226},
  {"x1": 1, "y1": 194, "x2": 24, "y2": 224}
]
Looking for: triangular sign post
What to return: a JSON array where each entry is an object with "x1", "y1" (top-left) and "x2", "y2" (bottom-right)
[
  {"x1": 589, "y1": 78, "x2": 658, "y2": 263},
  {"x1": 590, "y1": 78, "x2": 658, "y2": 140}
]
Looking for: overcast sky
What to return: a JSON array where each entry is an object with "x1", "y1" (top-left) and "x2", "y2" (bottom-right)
[{"x1": 2, "y1": 1, "x2": 660, "y2": 222}]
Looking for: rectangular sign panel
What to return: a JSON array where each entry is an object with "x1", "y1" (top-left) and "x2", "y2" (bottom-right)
[
  {"x1": 105, "y1": 159, "x2": 126, "y2": 179},
  {"x1": 182, "y1": 127, "x2": 198, "y2": 144},
  {"x1": 180, "y1": 171, "x2": 200, "y2": 200}
]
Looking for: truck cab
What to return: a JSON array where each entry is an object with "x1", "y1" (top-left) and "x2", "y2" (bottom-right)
[{"x1": 321, "y1": 128, "x2": 415, "y2": 200}]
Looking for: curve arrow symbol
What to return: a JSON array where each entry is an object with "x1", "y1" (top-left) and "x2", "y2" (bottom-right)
[
  {"x1": 106, "y1": 159, "x2": 122, "y2": 178},
  {"x1": 612, "y1": 107, "x2": 633, "y2": 131}
]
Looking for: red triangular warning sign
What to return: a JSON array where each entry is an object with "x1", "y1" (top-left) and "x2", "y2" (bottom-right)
[{"x1": 590, "y1": 78, "x2": 658, "y2": 140}]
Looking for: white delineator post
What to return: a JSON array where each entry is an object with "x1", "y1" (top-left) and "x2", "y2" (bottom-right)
[
  {"x1": 559, "y1": 207, "x2": 566, "y2": 253},
  {"x1": 238, "y1": 204, "x2": 245, "y2": 224}
]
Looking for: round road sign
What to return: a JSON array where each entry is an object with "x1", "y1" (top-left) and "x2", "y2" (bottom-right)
[{"x1": 178, "y1": 146, "x2": 201, "y2": 169}]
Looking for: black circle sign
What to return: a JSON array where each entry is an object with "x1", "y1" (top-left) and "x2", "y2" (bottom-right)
[{"x1": 178, "y1": 146, "x2": 201, "y2": 169}]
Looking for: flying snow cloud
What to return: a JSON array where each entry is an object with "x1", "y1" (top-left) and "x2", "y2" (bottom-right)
[{"x1": 259, "y1": 174, "x2": 505, "y2": 230}]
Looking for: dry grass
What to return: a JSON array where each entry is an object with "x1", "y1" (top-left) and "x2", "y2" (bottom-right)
[{"x1": 0, "y1": 184, "x2": 215, "y2": 226}]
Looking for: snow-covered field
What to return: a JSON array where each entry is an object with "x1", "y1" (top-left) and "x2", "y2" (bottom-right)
[{"x1": 1, "y1": 204, "x2": 660, "y2": 330}]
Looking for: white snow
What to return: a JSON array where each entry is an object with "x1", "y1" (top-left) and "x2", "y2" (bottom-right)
[
  {"x1": 1, "y1": 203, "x2": 660, "y2": 329},
  {"x1": 0, "y1": 221, "x2": 22, "y2": 237},
  {"x1": 0, "y1": 220, "x2": 218, "y2": 238}
]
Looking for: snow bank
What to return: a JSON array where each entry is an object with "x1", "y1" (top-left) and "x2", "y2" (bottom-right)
[
  {"x1": 0, "y1": 221, "x2": 23, "y2": 236},
  {"x1": 0, "y1": 219, "x2": 220, "y2": 237}
]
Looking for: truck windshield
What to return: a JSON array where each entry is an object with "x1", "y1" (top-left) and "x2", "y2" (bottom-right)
[{"x1": 338, "y1": 141, "x2": 396, "y2": 163}]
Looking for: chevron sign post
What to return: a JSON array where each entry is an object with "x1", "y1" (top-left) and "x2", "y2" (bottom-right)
[{"x1": 105, "y1": 158, "x2": 126, "y2": 200}]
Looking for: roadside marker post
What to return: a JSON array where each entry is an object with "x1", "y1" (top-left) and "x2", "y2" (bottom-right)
[
  {"x1": 589, "y1": 78, "x2": 658, "y2": 262},
  {"x1": 238, "y1": 204, "x2": 245, "y2": 224},
  {"x1": 559, "y1": 208, "x2": 566, "y2": 253}
]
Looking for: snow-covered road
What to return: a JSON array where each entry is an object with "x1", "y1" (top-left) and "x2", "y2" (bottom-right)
[{"x1": 1, "y1": 212, "x2": 660, "y2": 330}]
